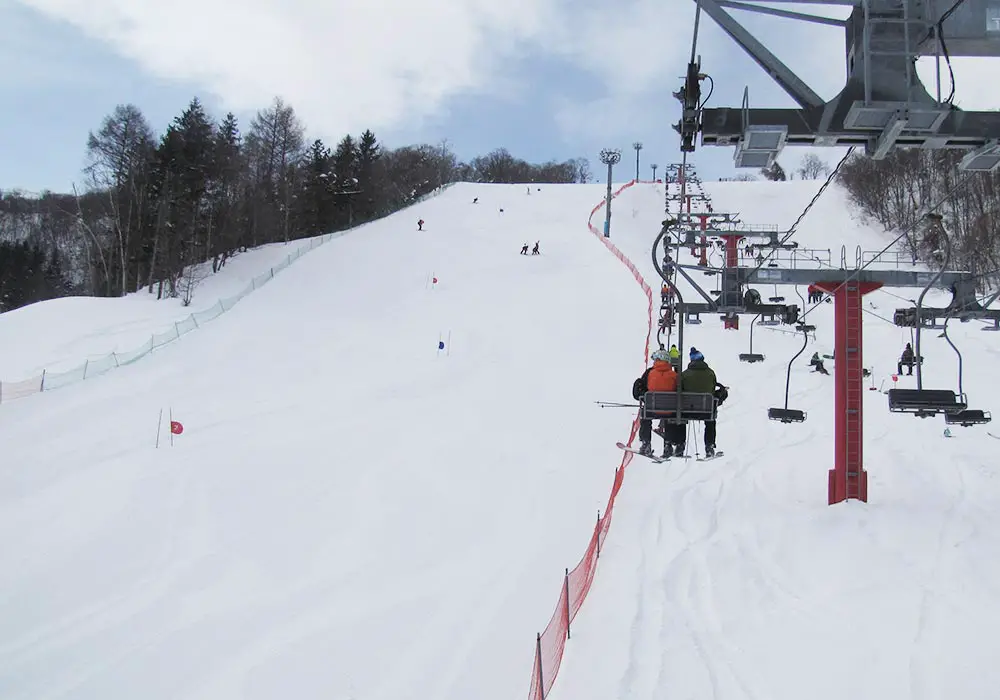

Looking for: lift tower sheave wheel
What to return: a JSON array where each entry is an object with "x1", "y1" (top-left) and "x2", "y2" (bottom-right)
[{"x1": 684, "y1": 0, "x2": 1000, "y2": 170}]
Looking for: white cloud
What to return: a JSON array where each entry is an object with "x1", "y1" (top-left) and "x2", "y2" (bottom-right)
[{"x1": 13, "y1": 0, "x2": 565, "y2": 134}]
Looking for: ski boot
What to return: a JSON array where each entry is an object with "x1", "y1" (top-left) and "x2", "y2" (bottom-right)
[
  {"x1": 638, "y1": 441, "x2": 653, "y2": 457},
  {"x1": 705, "y1": 444, "x2": 716, "y2": 458}
]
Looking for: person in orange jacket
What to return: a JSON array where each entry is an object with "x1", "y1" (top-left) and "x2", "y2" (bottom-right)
[{"x1": 632, "y1": 348, "x2": 679, "y2": 458}]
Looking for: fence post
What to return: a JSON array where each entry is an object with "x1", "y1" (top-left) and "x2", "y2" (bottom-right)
[
  {"x1": 112, "y1": 352, "x2": 119, "y2": 367},
  {"x1": 82, "y1": 359, "x2": 89, "y2": 380},
  {"x1": 252, "y1": 277, "x2": 256, "y2": 290},
  {"x1": 40, "y1": 369, "x2": 46, "y2": 392},
  {"x1": 191, "y1": 315, "x2": 199, "y2": 328},
  {"x1": 564, "y1": 568, "x2": 571, "y2": 640},
  {"x1": 596, "y1": 511, "x2": 601, "y2": 559},
  {"x1": 270, "y1": 268, "x2": 274, "y2": 279},
  {"x1": 535, "y1": 633, "x2": 545, "y2": 699}
]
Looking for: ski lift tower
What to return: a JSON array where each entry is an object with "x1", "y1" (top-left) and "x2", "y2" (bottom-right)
[{"x1": 670, "y1": 0, "x2": 1000, "y2": 504}]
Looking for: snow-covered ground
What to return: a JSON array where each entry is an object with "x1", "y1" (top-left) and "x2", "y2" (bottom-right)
[
  {"x1": 0, "y1": 239, "x2": 323, "y2": 380},
  {"x1": 552, "y1": 179, "x2": 1000, "y2": 700},
  {"x1": 2, "y1": 178, "x2": 999, "y2": 700}
]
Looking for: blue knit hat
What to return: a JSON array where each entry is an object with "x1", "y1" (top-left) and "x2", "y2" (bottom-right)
[{"x1": 690, "y1": 347, "x2": 705, "y2": 362}]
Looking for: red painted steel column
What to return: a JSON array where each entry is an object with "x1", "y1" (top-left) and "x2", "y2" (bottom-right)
[{"x1": 816, "y1": 280, "x2": 881, "y2": 504}]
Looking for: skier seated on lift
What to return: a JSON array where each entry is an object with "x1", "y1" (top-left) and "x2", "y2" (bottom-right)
[
  {"x1": 632, "y1": 348, "x2": 680, "y2": 458},
  {"x1": 668, "y1": 343, "x2": 681, "y2": 369},
  {"x1": 671, "y1": 348, "x2": 722, "y2": 458},
  {"x1": 810, "y1": 352, "x2": 830, "y2": 375},
  {"x1": 898, "y1": 342, "x2": 918, "y2": 376}
]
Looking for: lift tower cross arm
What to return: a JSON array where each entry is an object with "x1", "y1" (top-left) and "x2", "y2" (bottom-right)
[{"x1": 679, "y1": 0, "x2": 1000, "y2": 171}]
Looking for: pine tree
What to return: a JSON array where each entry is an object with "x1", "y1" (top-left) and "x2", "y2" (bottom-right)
[{"x1": 356, "y1": 130, "x2": 381, "y2": 222}]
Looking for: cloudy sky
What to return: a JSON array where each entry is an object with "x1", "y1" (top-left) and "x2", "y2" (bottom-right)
[{"x1": 1, "y1": 0, "x2": 997, "y2": 193}]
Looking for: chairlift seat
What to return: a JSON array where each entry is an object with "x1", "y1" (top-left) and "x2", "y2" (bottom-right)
[
  {"x1": 685, "y1": 311, "x2": 703, "y2": 325},
  {"x1": 887, "y1": 389, "x2": 968, "y2": 417},
  {"x1": 944, "y1": 409, "x2": 992, "y2": 426},
  {"x1": 642, "y1": 391, "x2": 716, "y2": 422},
  {"x1": 796, "y1": 324, "x2": 817, "y2": 333},
  {"x1": 768, "y1": 407, "x2": 806, "y2": 423},
  {"x1": 769, "y1": 296, "x2": 786, "y2": 302},
  {"x1": 757, "y1": 316, "x2": 782, "y2": 326},
  {"x1": 739, "y1": 352, "x2": 766, "y2": 363}
]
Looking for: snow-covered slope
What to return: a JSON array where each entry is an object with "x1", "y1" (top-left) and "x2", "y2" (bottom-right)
[
  {"x1": 0, "y1": 183, "x2": 649, "y2": 700},
  {"x1": 0, "y1": 239, "x2": 319, "y2": 381},
  {"x1": 3, "y1": 177, "x2": 999, "y2": 700},
  {"x1": 552, "y1": 179, "x2": 1000, "y2": 700}
]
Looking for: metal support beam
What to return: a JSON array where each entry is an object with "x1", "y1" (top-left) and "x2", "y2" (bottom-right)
[
  {"x1": 698, "y1": 0, "x2": 825, "y2": 109},
  {"x1": 716, "y1": 0, "x2": 848, "y2": 26}
]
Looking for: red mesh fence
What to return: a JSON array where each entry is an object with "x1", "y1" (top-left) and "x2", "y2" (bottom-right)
[{"x1": 527, "y1": 180, "x2": 655, "y2": 698}]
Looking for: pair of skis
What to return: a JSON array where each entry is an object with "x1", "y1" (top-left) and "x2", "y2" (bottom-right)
[{"x1": 616, "y1": 442, "x2": 724, "y2": 463}]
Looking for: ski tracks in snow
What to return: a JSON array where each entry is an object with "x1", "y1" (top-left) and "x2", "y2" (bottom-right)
[
  {"x1": 908, "y1": 461, "x2": 966, "y2": 700},
  {"x1": 617, "y1": 455, "x2": 767, "y2": 699}
]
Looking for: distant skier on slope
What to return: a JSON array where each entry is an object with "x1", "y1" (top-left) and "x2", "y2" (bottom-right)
[
  {"x1": 417, "y1": 219, "x2": 424, "y2": 231},
  {"x1": 520, "y1": 243, "x2": 529, "y2": 255},
  {"x1": 632, "y1": 348, "x2": 680, "y2": 458},
  {"x1": 531, "y1": 241, "x2": 540, "y2": 255}
]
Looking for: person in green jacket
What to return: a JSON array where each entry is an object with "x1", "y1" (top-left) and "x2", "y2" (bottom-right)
[{"x1": 675, "y1": 347, "x2": 721, "y2": 457}]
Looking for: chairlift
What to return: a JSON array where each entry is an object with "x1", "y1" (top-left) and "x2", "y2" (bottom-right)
[
  {"x1": 982, "y1": 318, "x2": 1000, "y2": 332},
  {"x1": 886, "y1": 227, "x2": 979, "y2": 419},
  {"x1": 940, "y1": 316, "x2": 991, "y2": 427},
  {"x1": 685, "y1": 310, "x2": 703, "y2": 325},
  {"x1": 642, "y1": 390, "x2": 717, "y2": 424},
  {"x1": 768, "y1": 283, "x2": 785, "y2": 303},
  {"x1": 767, "y1": 324, "x2": 809, "y2": 423},
  {"x1": 739, "y1": 313, "x2": 766, "y2": 363}
]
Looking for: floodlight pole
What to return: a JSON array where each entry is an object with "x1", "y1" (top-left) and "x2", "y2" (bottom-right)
[
  {"x1": 651, "y1": 163, "x2": 659, "y2": 181},
  {"x1": 633, "y1": 142, "x2": 643, "y2": 181},
  {"x1": 599, "y1": 149, "x2": 622, "y2": 237}
]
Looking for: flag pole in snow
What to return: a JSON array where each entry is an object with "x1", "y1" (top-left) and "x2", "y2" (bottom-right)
[
  {"x1": 156, "y1": 408, "x2": 163, "y2": 448},
  {"x1": 437, "y1": 331, "x2": 451, "y2": 357},
  {"x1": 169, "y1": 407, "x2": 175, "y2": 447}
]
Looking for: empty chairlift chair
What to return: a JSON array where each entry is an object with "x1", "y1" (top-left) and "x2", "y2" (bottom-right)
[
  {"x1": 739, "y1": 312, "x2": 766, "y2": 363},
  {"x1": 767, "y1": 324, "x2": 811, "y2": 424}
]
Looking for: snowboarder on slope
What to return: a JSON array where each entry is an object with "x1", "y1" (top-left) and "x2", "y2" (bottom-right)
[
  {"x1": 632, "y1": 348, "x2": 679, "y2": 458},
  {"x1": 417, "y1": 219, "x2": 424, "y2": 231},
  {"x1": 674, "y1": 348, "x2": 721, "y2": 457},
  {"x1": 810, "y1": 352, "x2": 830, "y2": 375}
]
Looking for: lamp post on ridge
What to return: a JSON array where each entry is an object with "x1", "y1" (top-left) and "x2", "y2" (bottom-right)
[
  {"x1": 651, "y1": 163, "x2": 658, "y2": 182},
  {"x1": 632, "y1": 142, "x2": 643, "y2": 181},
  {"x1": 599, "y1": 148, "x2": 622, "y2": 238}
]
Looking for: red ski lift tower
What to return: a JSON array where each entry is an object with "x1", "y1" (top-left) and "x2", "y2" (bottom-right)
[{"x1": 666, "y1": 0, "x2": 1000, "y2": 503}]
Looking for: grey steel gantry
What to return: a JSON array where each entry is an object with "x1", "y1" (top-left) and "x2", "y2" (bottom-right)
[{"x1": 676, "y1": 0, "x2": 1000, "y2": 170}]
